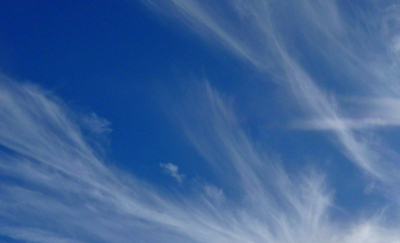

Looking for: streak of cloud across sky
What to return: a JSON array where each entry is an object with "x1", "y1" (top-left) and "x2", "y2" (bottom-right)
[{"x1": 1, "y1": 0, "x2": 400, "y2": 242}]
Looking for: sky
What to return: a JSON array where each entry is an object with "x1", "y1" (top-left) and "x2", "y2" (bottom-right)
[{"x1": 1, "y1": 0, "x2": 400, "y2": 242}]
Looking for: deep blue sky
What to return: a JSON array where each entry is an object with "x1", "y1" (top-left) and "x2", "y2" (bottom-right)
[{"x1": 1, "y1": 0, "x2": 400, "y2": 242}]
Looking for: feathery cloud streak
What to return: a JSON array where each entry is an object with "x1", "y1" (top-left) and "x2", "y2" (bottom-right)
[
  {"x1": 1, "y1": 0, "x2": 400, "y2": 242},
  {"x1": 141, "y1": 0, "x2": 400, "y2": 198},
  {"x1": 1, "y1": 76, "x2": 400, "y2": 242}
]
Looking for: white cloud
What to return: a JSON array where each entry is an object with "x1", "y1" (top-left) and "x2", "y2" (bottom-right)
[
  {"x1": 81, "y1": 112, "x2": 112, "y2": 134},
  {"x1": 2, "y1": 0, "x2": 400, "y2": 241},
  {"x1": 136, "y1": 0, "x2": 400, "y2": 241},
  {"x1": 160, "y1": 163, "x2": 185, "y2": 183},
  {"x1": 292, "y1": 98, "x2": 400, "y2": 130},
  {"x1": 1, "y1": 76, "x2": 400, "y2": 242},
  {"x1": 140, "y1": 0, "x2": 400, "y2": 201}
]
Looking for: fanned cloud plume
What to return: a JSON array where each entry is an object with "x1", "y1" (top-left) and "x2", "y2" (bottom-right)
[
  {"x1": 1, "y1": 75, "x2": 400, "y2": 242},
  {"x1": 1, "y1": 0, "x2": 400, "y2": 242}
]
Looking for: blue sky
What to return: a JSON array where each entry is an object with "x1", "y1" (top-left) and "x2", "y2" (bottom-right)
[{"x1": 1, "y1": 0, "x2": 400, "y2": 242}]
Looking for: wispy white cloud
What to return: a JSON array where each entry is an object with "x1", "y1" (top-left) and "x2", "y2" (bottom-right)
[
  {"x1": 160, "y1": 163, "x2": 185, "y2": 183},
  {"x1": 140, "y1": 0, "x2": 400, "y2": 200},
  {"x1": 81, "y1": 112, "x2": 112, "y2": 134},
  {"x1": 136, "y1": 0, "x2": 400, "y2": 240},
  {"x1": 2, "y1": 76, "x2": 400, "y2": 242},
  {"x1": 2, "y1": 0, "x2": 400, "y2": 242},
  {"x1": 292, "y1": 98, "x2": 400, "y2": 130}
]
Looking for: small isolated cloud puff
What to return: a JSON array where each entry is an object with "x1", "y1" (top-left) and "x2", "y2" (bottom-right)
[{"x1": 160, "y1": 163, "x2": 185, "y2": 183}]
